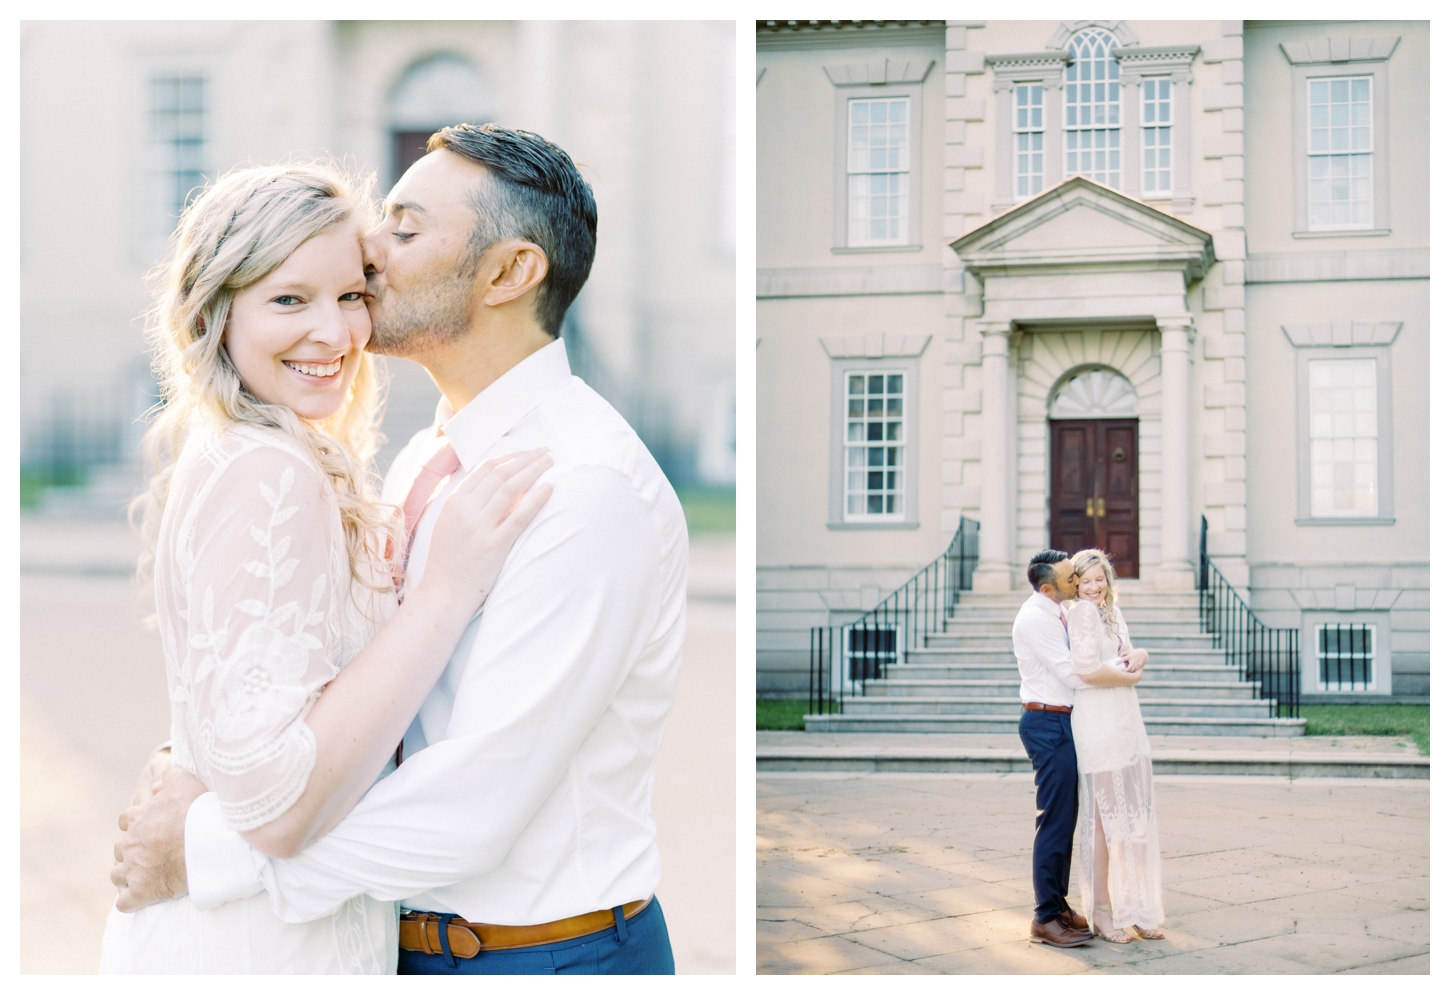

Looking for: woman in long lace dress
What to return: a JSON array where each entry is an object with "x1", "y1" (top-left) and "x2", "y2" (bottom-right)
[
  {"x1": 1067, "y1": 548, "x2": 1166, "y2": 944},
  {"x1": 99, "y1": 164, "x2": 553, "y2": 973}
]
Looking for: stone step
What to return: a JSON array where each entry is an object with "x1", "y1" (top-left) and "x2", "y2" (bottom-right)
[
  {"x1": 955, "y1": 590, "x2": 1200, "y2": 608},
  {"x1": 864, "y1": 680, "x2": 1260, "y2": 700},
  {"x1": 942, "y1": 607, "x2": 1203, "y2": 623},
  {"x1": 922, "y1": 635, "x2": 1218, "y2": 649},
  {"x1": 882, "y1": 663, "x2": 1251, "y2": 684},
  {"x1": 905, "y1": 647, "x2": 1230, "y2": 667},
  {"x1": 836, "y1": 696, "x2": 1278, "y2": 719},
  {"x1": 804, "y1": 714, "x2": 1306, "y2": 737},
  {"x1": 943, "y1": 619, "x2": 1205, "y2": 635}
]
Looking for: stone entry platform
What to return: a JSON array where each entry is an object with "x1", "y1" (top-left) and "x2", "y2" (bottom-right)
[{"x1": 758, "y1": 732, "x2": 1427, "y2": 779}]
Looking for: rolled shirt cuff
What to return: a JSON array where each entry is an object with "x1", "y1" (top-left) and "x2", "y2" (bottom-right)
[{"x1": 185, "y1": 791, "x2": 266, "y2": 910}]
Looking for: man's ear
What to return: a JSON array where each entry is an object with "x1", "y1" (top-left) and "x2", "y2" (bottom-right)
[{"x1": 479, "y1": 239, "x2": 549, "y2": 307}]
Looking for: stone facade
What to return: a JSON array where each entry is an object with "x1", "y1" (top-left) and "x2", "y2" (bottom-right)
[{"x1": 757, "y1": 19, "x2": 1428, "y2": 700}]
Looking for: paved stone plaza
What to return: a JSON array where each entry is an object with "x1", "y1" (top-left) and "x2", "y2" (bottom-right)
[{"x1": 757, "y1": 771, "x2": 1428, "y2": 974}]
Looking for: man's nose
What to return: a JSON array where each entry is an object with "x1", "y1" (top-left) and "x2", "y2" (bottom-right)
[{"x1": 362, "y1": 229, "x2": 385, "y2": 274}]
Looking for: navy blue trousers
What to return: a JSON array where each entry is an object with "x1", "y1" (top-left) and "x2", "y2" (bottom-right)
[
  {"x1": 1018, "y1": 709, "x2": 1079, "y2": 924},
  {"x1": 397, "y1": 897, "x2": 674, "y2": 975}
]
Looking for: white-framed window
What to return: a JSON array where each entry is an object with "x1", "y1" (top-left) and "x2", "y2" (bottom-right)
[
  {"x1": 1307, "y1": 75, "x2": 1373, "y2": 230},
  {"x1": 1013, "y1": 84, "x2": 1045, "y2": 201},
  {"x1": 844, "y1": 369, "x2": 906, "y2": 519},
  {"x1": 146, "y1": 73, "x2": 209, "y2": 235},
  {"x1": 1307, "y1": 356, "x2": 1378, "y2": 517},
  {"x1": 1141, "y1": 77, "x2": 1172, "y2": 195},
  {"x1": 1064, "y1": 28, "x2": 1120, "y2": 188},
  {"x1": 846, "y1": 97, "x2": 910, "y2": 247},
  {"x1": 1314, "y1": 623, "x2": 1375, "y2": 692}
]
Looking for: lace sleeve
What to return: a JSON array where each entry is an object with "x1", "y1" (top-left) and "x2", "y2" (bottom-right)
[
  {"x1": 1068, "y1": 601, "x2": 1103, "y2": 675},
  {"x1": 180, "y1": 440, "x2": 342, "y2": 832}
]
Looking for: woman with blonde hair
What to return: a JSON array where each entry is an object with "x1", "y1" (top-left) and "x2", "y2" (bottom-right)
[
  {"x1": 99, "y1": 162, "x2": 553, "y2": 973},
  {"x1": 1067, "y1": 548, "x2": 1165, "y2": 944}
]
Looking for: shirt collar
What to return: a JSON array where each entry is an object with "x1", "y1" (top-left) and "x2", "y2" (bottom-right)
[
  {"x1": 434, "y1": 338, "x2": 573, "y2": 469},
  {"x1": 1031, "y1": 591, "x2": 1065, "y2": 615}
]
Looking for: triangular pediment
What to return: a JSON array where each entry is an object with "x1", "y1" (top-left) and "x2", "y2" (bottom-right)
[{"x1": 951, "y1": 176, "x2": 1214, "y2": 280}]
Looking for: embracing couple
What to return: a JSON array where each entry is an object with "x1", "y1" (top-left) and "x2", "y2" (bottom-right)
[
  {"x1": 102, "y1": 124, "x2": 685, "y2": 974},
  {"x1": 1014, "y1": 548, "x2": 1165, "y2": 948}
]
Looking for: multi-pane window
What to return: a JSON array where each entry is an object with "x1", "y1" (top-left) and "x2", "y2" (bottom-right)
[
  {"x1": 1064, "y1": 28, "x2": 1120, "y2": 188},
  {"x1": 1142, "y1": 78, "x2": 1172, "y2": 195},
  {"x1": 844, "y1": 371, "x2": 905, "y2": 518},
  {"x1": 1315, "y1": 624, "x2": 1375, "y2": 692},
  {"x1": 1013, "y1": 84, "x2": 1045, "y2": 200},
  {"x1": 149, "y1": 75, "x2": 209, "y2": 225},
  {"x1": 1308, "y1": 76, "x2": 1373, "y2": 229},
  {"x1": 847, "y1": 97, "x2": 909, "y2": 246},
  {"x1": 1308, "y1": 357, "x2": 1378, "y2": 517}
]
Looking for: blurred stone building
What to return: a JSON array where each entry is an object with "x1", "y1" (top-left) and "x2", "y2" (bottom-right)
[
  {"x1": 757, "y1": 20, "x2": 1428, "y2": 702},
  {"x1": 19, "y1": 19, "x2": 736, "y2": 508}
]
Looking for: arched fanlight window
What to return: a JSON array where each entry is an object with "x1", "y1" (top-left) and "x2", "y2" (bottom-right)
[
  {"x1": 1064, "y1": 28, "x2": 1121, "y2": 188},
  {"x1": 1049, "y1": 368, "x2": 1137, "y2": 419},
  {"x1": 387, "y1": 55, "x2": 494, "y2": 183}
]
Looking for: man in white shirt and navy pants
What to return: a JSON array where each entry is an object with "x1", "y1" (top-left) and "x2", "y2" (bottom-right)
[
  {"x1": 1014, "y1": 549, "x2": 1143, "y2": 948},
  {"x1": 112, "y1": 125, "x2": 685, "y2": 974}
]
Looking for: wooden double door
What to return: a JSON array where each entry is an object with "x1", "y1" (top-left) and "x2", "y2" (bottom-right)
[{"x1": 1048, "y1": 418, "x2": 1140, "y2": 579}]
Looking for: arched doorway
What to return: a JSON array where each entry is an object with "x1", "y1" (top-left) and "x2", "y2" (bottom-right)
[
  {"x1": 387, "y1": 55, "x2": 494, "y2": 184},
  {"x1": 1048, "y1": 368, "x2": 1140, "y2": 577}
]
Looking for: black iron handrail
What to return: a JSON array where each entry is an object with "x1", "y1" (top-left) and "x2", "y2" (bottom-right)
[
  {"x1": 1198, "y1": 515, "x2": 1301, "y2": 718},
  {"x1": 809, "y1": 518, "x2": 980, "y2": 717}
]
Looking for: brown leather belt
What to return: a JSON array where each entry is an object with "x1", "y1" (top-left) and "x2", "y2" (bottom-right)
[
  {"x1": 1023, "y1": 701, "x2": 1073, "y2": 714},
  {"x1": 399, "y1": 898, "x2": 653, "y2": 957}
]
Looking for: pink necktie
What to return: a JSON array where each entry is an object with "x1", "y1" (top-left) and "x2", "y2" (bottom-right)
[
  {"x1": 1059, "y1": 604, "x2": 1069, "y2": 633},
  {"x1": 402, "y1": 440, "x2": 462, "y2": 543}
]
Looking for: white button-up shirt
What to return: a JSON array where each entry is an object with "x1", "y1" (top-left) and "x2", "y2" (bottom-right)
[
  {"x1": 1012, "y1": 592, "x2": 1088, "y2": 707},
  {"x1": 185, "y1": 338, "x2": 689, "y2": 926}
]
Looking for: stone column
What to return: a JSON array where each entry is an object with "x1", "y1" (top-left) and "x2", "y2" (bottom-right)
[
  {"x1": 973, "y1": 322, "x2": 1015, "y2": 591},
  {"x1": 1157, "y1": 315, "x2": 1197, "y2": 590}
]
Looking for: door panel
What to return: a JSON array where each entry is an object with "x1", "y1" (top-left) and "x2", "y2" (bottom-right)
[{"x1": 1049, "y1": 418, "x2": 1140, "y2": 578}]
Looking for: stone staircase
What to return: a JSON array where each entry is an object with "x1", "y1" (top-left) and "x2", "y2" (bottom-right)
[{"x1": 805, "y1": 585, "x2": 1306, "y2": 736}]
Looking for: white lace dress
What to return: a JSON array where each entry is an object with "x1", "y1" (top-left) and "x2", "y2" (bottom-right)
[
  {"x1": 1067, "y1": 600, "x2": 1164, "y2": 931},
  {"x1": 99, "y1": 423, "x2": 399, "y2": 973}
]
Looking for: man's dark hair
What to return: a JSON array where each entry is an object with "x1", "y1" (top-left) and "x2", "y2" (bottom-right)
[
  {"x1": 426, "y1": 123, "x2": 597, "y2": 337},
  {"x1": 1027, "y1": 549, "x2": 1070, "y2": 592}
]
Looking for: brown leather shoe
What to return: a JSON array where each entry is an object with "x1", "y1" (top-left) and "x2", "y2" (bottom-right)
[
  {"x1": 1059, "y1": 905, "x2": 1089, "y2": 932},
  {"x1": 1029, "y1": 917, "x2": 1094, "y2": 947}
]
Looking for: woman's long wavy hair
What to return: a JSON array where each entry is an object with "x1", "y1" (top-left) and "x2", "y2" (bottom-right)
[
  {"x1": 132, "y1": 162, "x2": 400, "y2": 592},
  {"x1": 1071, "y1": 548, "x2": 1121, "y2": 635}
]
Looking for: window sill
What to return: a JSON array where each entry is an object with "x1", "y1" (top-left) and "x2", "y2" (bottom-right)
[
  {"x1": 1294, "y1": 516, "x2": 1396, "y2": 526},
  {"x1": 1293, "y1": 228, "x2": 1391, "y2": 239},
  {"x1": 829, "y1": 521, "x2": 920, "y2": 530},
  {"x1": 832, "y1": 244, "x2": 924, "y2": 255}
]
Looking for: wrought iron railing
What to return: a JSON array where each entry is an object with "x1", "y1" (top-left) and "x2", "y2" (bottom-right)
[
  {"x1": 1198, "y1": 515, "x2": 1301, "y2": 718},
  {"x1": 808, "y1": 517, "x2": 979, "y2": 717}
]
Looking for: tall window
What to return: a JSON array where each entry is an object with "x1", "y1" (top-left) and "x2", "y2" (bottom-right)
[
  {"x1": 1308, "y1": 357, "x2": 1377, "y2": 517},
  {"x1": 1141, "y1": 78, "x2": 1172, "y2": 195},
  {"x1": 846, "y1": 97, "x2": 909, "y2": 246},
  {"x1": 1013, "y1": 84, "x2": 1045, "y2": 200},
  {"x1": 149, "y1": 74, "x2": 208, "y2": 227},
  {"x1": 1308, "y1": 76, "x2": 1373, "y2": 230},
  {"x1": 1064, "y1": 29, "x2": 1120, "y2": 187},
  {"x1": 844, "y1": 371, "x2": 905, "y2": 518}
]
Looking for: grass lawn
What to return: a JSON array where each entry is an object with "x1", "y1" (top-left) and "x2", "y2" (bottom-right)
[
  {"x1": 1301, "y1": 703, "x2": 1428, "y2": 755},
  {"x1": 676, "y1": 486, "x2": 735, "y2": 534},
  {"x1": 757, "y1": 699, "x2": 835, "y2": 731},
  {"x1": 20, "y1": 466, "x2": 87, "y2": 509}
]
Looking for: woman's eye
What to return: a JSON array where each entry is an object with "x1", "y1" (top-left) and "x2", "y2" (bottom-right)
[{"x1": 274, "y1": 295, "x2": 301, "y2": 306}]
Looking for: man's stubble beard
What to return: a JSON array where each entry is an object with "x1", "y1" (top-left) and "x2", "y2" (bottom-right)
[{"x1": 365, "y1": 264, "x2": 476, "y2": 358}]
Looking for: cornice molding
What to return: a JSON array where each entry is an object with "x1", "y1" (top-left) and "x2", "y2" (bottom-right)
[
  {"x1": 986, "y1": 51, "x2": 1068, "y2": 90},
  {"x1": 1281, "y1": 321, "x2": 1402, "y2": 348},
  {"x1": 1118, "y1": 44, "x2": 1200, "y2": 83},
  {"x1": 1280, "y1": 35, "x2": 1400, "y2": 65},
  {"x1": 819, "y1": 332, "x2": 932, "y2": 359},
  {"x1": 756, "y1": 20, "x2": 947, "y2": 51},
  {"x1": 824, "y1": 57, "x2": 934, "y2": 86}
]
